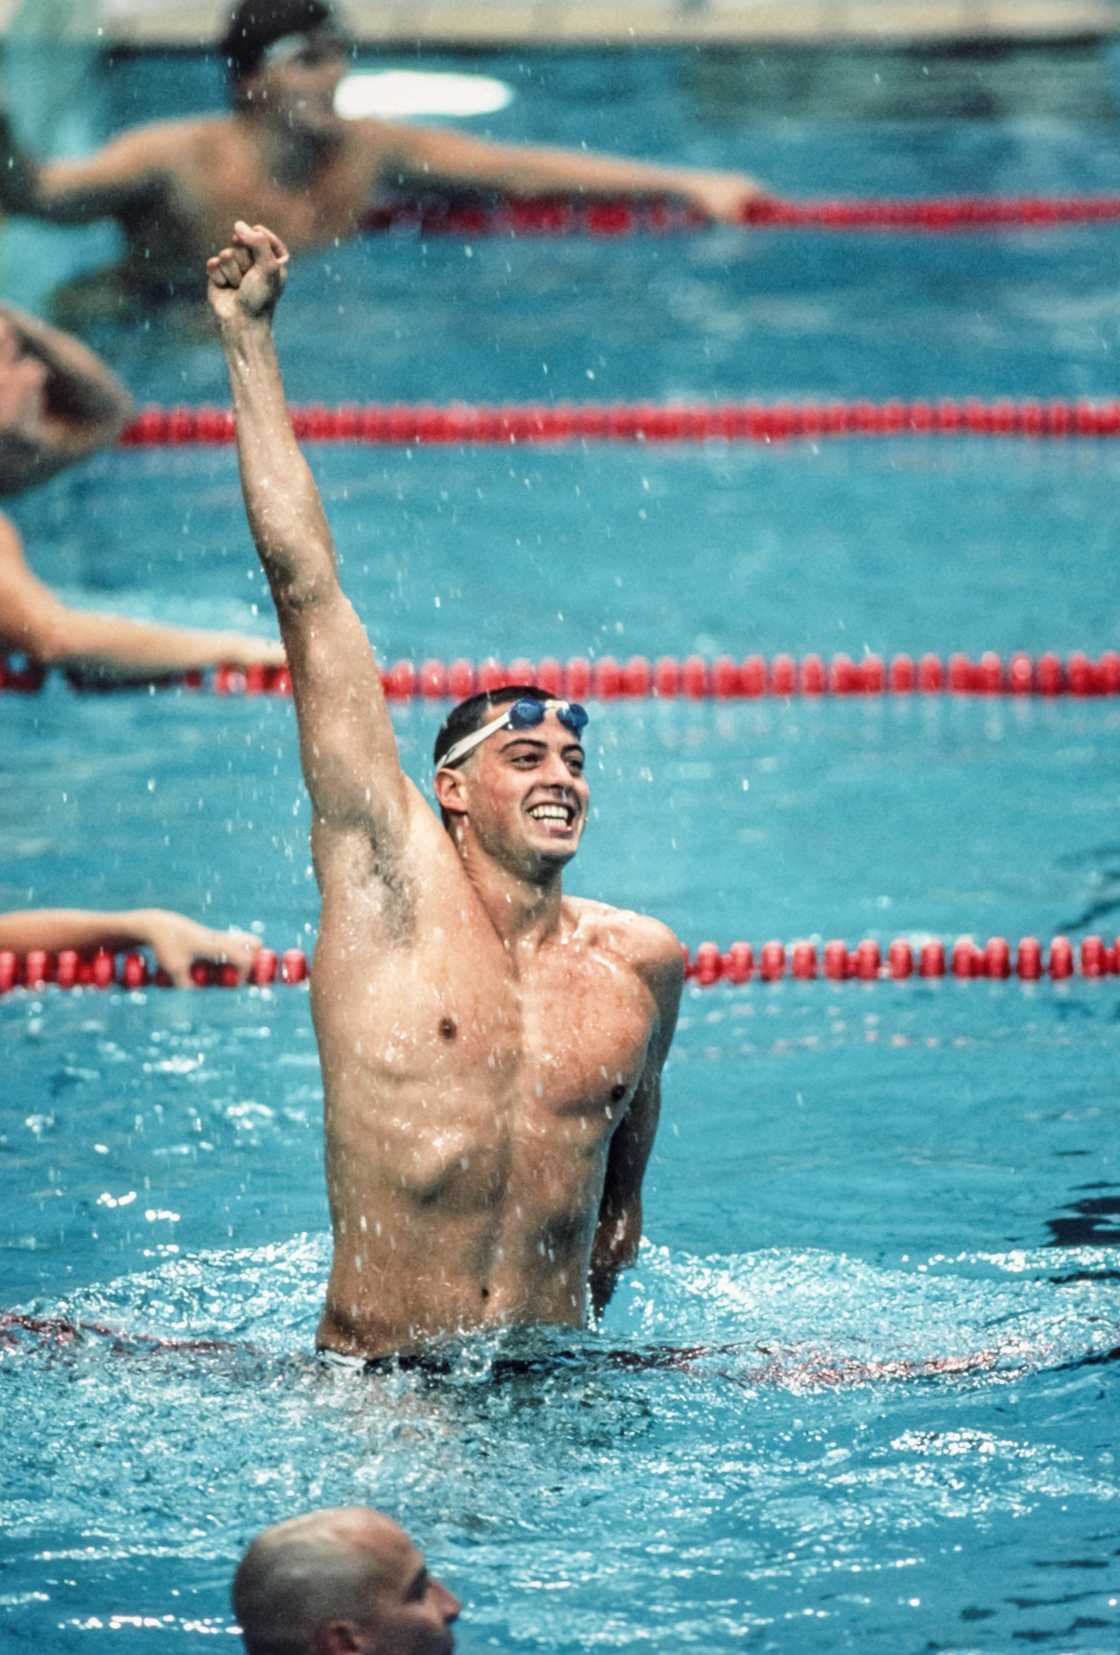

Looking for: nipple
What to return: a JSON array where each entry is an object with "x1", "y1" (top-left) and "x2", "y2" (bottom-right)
[
  {"x1": 480, "y1": 1285, "x2": 490, "y2": 1300},
  {"x1": 439, "y1": 1017, "x2": 458, "y2": 1041},
  {"x1": 610, "y1": 1083, "x2": 627, "y2": 1102}
]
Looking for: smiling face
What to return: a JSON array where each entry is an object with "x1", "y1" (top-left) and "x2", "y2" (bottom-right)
[{"x1": 435, "y1": 708, "x2": 591, "y2": 879}]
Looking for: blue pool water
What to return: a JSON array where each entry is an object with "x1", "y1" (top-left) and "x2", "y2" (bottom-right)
[{"x1": 3, "y1": 40, "x2": 1120, "y2": 1654}]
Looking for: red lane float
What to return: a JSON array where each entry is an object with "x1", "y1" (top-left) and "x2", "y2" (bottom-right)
[
  {"x1": 6, "y1": 650, "x2": 1120, "y2": 699},
  {"x1": 117, "y1": 398, "x2": 1120, "y2": 448},
  {"x1": 685, "y1": 935, "x2": 1110, "y2": 984},
  {"x1": 361, "y1": 193, "x2": 1120, "y2": 238},
  {"x1": 0, "y1": 936, "x2": 1115, "y2": 993},
  {"x1": 0, "y1": 946, "x2": 309, "y2": 993}
]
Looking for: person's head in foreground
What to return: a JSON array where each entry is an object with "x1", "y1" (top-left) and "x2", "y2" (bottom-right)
[
  {"x1": 432, "y1": 686, "x2": 591, "y2": 878},
  {"x1": 220, "y1": 0, "x2": 352, "y2": 134},
  {"x1": 233, "y1": 1506, "x2": 460, "y2": 1655}
]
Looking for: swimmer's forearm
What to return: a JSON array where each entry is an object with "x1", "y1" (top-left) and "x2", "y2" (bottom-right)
[
  {"x1": 0, "y1": 909, "x2": 258, "y2": 987},
  {"x1": 589, "y1": 1222, "x2": 640, "y2": 1318},
  {"x1": 490, "y1": 147, "x2": 735, "y2": 199},
  {"x1": 589, "y1": 1253, "x2": 632, "y2": 1318},
  {"x1": 392, "y1": 128, "x2": 759, "y2": 203},
  {"x1": 218, "y1": 318, "x2": 336, "y2": 605},
  {"x1": 0, "y1": 909, "x2": 164, "y2": 956},
  {"x1": 28, "y1": 606, "x2": 281, "y2": 675}
]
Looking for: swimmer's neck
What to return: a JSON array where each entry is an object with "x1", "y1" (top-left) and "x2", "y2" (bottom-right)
[
  {"x1": 241, "y1": 111, "x2": 344, "y2": 188},
  {"x1": 454, "y1": 834, "x2": 570, "y2": 953}
]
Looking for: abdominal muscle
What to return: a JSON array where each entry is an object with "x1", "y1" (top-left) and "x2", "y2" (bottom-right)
[
  {"x1": 308, "y1": 868, "x2": 657, "y2": 1360},
  {"x1": 318, "y1": 1210, "x2": 596, "y2": 1359},
  {"x1": 314, "y1": 1070, "x2": 611, "y2": 1359}
]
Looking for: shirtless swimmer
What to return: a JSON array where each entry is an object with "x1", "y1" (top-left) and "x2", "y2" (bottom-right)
[
  {"x1": 0, "y1": 0, "x2": 764, "y2": 313},
  {"x1": 208, "y1": 221, "x2": 684, "y2": 1364}
]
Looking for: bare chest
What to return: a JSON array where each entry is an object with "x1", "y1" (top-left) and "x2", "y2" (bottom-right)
[
  {"x1": 162, "y1": 139, "x2": 379, "y2": 253},
  {"x1": 317, "y1": 941, "x2": 656, "y2": 1201}
]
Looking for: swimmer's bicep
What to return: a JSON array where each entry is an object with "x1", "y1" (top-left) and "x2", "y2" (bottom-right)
[
  {"x1": 283, "y1": 588, "x2": 408, "y2": 819},
  {"x1": 297, "y1": 701, "x2": 411, "y2": 851}
]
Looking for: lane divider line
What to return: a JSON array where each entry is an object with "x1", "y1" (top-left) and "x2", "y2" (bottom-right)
[
  {"x1": 0, "y1": 936, "x2": 1114, "y2": 993},
  {"x1": 117, "y1": 399, "x2": 1120, "y2": 447},
  {"x1": 5, "y1": 651, "x2": 1119, "y2": 698},
  {"x1": 361, "y1": 193, "x2": 1120, "y2": 237}
]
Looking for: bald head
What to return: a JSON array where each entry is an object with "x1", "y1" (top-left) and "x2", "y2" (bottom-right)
[{"x1": 233, "y1": 1508, "x2": 459, "y2": 1655}]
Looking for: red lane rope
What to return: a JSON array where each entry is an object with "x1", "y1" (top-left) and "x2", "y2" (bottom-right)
[
  {"x1": 118, "y1": 399, "x2": 1120, "y2": 447},
  {"x1": 361, "y1": 193, "x2": 1120, "y2": 237},
  {"x1": 0, "y1": 935, "x2": 1114, "y2": 992},
  {"x1": 5, "y1": 650, "x2": 1120, "y2": 698}
]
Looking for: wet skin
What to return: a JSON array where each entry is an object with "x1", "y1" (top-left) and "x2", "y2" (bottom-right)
[
  {"x1": 312, "y1": 721, "x2": 678, "y2": 1358},
  {"x1": 72, "y1": 111, "x2": 387, "y2": 299},
  {"x1": 4, "y1": 31, "x2": 763, "y2": 306},
  {"x1": 211, "y1": 225, "x2": 683, "y2": 1362}
]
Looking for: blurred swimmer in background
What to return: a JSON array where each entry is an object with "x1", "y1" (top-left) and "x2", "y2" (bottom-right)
[
  {"x1": 0, "y1": 0, "x2": 766, "y2": 312},
  {"x1": 0, "y1": 303, "x2": 283, "y2": 679}
]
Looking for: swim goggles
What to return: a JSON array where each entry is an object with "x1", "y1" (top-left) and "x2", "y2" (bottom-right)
[
  {"x1": 261, "y1": 30, "x2": 353, "y2": 71},
  {"x1": 437, "y1": 698, "x2": 589, "y2": 769}
]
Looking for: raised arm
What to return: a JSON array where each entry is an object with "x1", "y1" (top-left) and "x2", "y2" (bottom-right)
[
  {"x1": 0, "y1": 305, "x2": 133, "y2": 495},
  {"x1": 208, "y1": 222, "x2": 410, "y2": 879},
  {"x1": 379, "y1": 122, "x2": 765, "y2": 224},
  {"x1": 0, "y1": 111, "x2": 164, "y2": 227},
  {"x1": 590, "y1": 925, "x2": 685, "y2": 1316}
]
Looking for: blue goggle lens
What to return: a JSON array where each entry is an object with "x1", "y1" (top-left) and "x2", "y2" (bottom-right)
[{"x1": 507, "y1": 699, "x2": 588, "y2": 738}]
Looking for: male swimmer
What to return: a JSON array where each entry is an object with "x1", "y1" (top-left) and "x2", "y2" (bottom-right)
[
  {"x1": 0, "y1": 0, "x2": 764, "y2": 311},
  {"x1": 208, "y1": 220, "x2": 683, "y2": 1364},
  {"x1": 233, "y1": 1508, "x2": 460, "y2": 1655},
  {"x1": 0, "y1": 303, "x2": 283, "y2": 678}
]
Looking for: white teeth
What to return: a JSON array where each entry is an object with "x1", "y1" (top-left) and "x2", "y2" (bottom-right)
[{"x1": 529, "y1": 805, "x2": 572, "y2": 823}]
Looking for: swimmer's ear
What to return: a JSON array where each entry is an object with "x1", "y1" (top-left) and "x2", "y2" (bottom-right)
[
  {"x1": 318, "y1": 1620, "x2": 362, "y2": 1654},
  {"x1": 433, "y1": 764, "x2": 469, "y2": 818}
]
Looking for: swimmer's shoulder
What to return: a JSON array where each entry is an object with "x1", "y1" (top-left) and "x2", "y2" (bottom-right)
[
  {"x1": 97, "y1": 114, "x2": 226, "y2": 167},
  {"x1": 343, "y1": 117, "x2": 447, "y2": 179},
  {"x1": 569, "y1": 898, "x2": 684, "y2": 989}
]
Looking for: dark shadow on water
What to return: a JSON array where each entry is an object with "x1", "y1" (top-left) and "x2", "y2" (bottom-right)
[{"x1": 1044, "y1": 1187, "x2": 1120, "y2": 1248}]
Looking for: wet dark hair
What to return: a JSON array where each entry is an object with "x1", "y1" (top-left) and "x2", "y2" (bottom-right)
[
  {"x1": 432, "y1": 685, "x2": 552, "y2": 770},
  {"x1": 219, "y1": 0, "x2": 337, "y2": 84}
]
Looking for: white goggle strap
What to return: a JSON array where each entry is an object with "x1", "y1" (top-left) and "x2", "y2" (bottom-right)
[
  {"x1": 261, "y1": 30, "x2": 347, "y2": 68},
  {"x1": 437, "y1": 708, "x2": 514, "y2": 770}
]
